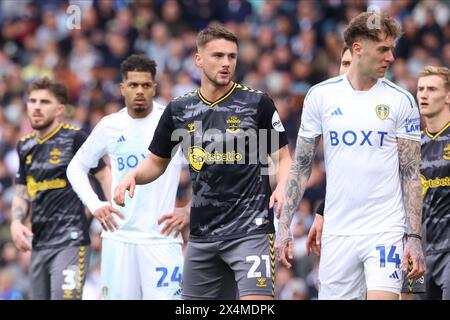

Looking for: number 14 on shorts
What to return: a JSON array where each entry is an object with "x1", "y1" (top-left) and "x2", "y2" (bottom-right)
[{"x1": 376, "y1": 245, "x2": 401, "y2": 268}]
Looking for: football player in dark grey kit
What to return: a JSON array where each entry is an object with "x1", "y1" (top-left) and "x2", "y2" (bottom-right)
[
  {"x1": 415, "y1": 66, "x2": 450, "y2": 300},
  {"x1": 10, "y1": 78, "x2": 109, "y2": 299},
  {"x1": 114, "y1": 25, "x2": 291, "y2": 300}
]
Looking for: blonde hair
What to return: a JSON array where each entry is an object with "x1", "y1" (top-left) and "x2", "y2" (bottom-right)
[{"x1": 419, "y1": 66, "x2": 450, "y2": 91}]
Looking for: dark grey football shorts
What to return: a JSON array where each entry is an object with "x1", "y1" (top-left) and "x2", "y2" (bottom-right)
[
  {"x1": 415, "y1": 251, "x2": 450, "y2": 300},
  {"x1": 182, "y1": 233, "x2": 275, "y2": 300},
  {"x1": 401, "y1": 258, "x2": 426, "y2": 294},
  {"x1": 30, "y1": 245, "x2": 90, "y2": 300}
]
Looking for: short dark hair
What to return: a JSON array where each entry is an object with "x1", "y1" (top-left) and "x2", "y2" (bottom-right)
[
  {"x1": 344, "y1": 12, "x2": 401, "y2": 52},
  {"x1": 196, "y1": 24, "x2": 238, "y2": 50},
  {"x1": 120, "y1": 54, "x2": 157, "y2": 80},
  {"x1": 341, "y1": 44, "x2": 350, "y2": 57},
  {"x1": 28, "y1": 77, "x2": 68, "y2": 104}
]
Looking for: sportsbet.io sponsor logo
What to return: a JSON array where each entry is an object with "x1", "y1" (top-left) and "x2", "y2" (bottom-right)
[
  {"x1": 171, "y1": 120, "x2": 282, "y2": 175},
  {"x1": 189, "y1": 146, "x2": 242, "y2": 172},
  {"x1": 421, "y1": 174, "x2": 450, "y2": 196}
]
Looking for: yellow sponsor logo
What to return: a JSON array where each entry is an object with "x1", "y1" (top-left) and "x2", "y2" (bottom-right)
[
  {"x1": 375, "y1": 104, "x2": 390, "y2": 120},
  {"x1": 26, "y1": 176, "x2": 67, "y2": 198},
  {"x1": 257, "y1": 277, "x2": 267, "y2": 288},
  {"x1": 444, "y1": 144, "x2": 450, "y2": 160},
  {"x1": 421, "y1": 175, "x2": 450, "y2": 196},
  {"x1": 189, "y1": 146, "x2": 242, "y2": 172},
  {"x1": 226, "y1": 116, "x2": 241, "y2": 133},
  {"x1": 49, "y1": 148, "x2": 62, "y2": 164}
]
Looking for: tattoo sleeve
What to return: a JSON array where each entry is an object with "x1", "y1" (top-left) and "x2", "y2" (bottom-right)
[
  {"x1": 11, "y1": 185, "x2": 30, "y2": 222},
  {"x1": 278, "y1": 135, "x2": 320, "y2": 230},
  {"x1": 397, "y1": 138, "x2": 422, "y2": 235}
]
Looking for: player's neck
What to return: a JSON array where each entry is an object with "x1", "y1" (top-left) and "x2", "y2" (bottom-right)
[
  {"x1": 424, "y1": 111, "x2": 450, "y2": 134},
  {"x1": 346, "y1": 66, "x2": 378, "y2": 91},
  {"x1": 199, "y1": 80, "x2": 234, "y2": 102},
  {"x1": 127, "y1": 104, "x2": 153, "y2": 119},
  {"x1": 35, "y1": 120, "x2": 61, "y2": 139}
]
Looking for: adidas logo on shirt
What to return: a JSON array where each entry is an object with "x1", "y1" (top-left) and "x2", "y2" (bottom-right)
[
  {"x1": 117, "y1": 135, "x2": 126, "y2": 143},
  {"x1": 331, "y1": 108, "x2": 343, "y2": 116},
  {"x1": 389, "y1": 271, "x2": 400, "y2": 279}
]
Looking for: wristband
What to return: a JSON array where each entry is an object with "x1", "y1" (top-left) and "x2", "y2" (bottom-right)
[
  {"x1": 407, "y1": 233, "x2": 422, "y2": 240},
  {"x1": 316, "y1": 200, "x2": 325, "y2": 216}
]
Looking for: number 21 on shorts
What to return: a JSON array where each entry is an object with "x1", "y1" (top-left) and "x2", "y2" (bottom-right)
[{"x1": 246, "y1": 255, "x2": 271, "y2": 278}]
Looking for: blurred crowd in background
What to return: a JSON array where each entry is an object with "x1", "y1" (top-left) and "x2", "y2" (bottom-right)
[{"x1": 0, "y1": 0, "x2": 448, "y2": 300}]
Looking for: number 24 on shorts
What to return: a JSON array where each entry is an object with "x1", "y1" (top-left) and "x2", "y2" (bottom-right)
[
  {"x1": 376, "y1": 245, "x2": 401, "y2": 268},
  {"x1": 155, "y1": 266, "x2": 182, "y2": 287}
]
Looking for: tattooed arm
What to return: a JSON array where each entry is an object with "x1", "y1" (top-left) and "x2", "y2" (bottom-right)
[
  {"x1": 275, "y1": 135, "x2": 320, "y2": 268},
  {"x1": 10, "y1": 185, "x2": 33, "y2": 251},
  {"x1": 397, "y1": 138, "x2": 426, "y2": 279}
]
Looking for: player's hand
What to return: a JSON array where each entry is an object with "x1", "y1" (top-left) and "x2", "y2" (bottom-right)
[
  {"x1": 158, "y1": 206, "x2": 190, "y2": 238},
  {"x1": 10, "y1": 220, "x2": 33, "y2": 252},
  {"x1": 275, "y1": 222, "x2": 294, "y2": 268},
  {"x1": 402, "y1": 237, "x2": 426, "y2": 280},
  {"x1": 269, "y1": 183, "x2": 285, "y2": 219},
  {"x1": 113, "y1": 172, "x2": 136, "y2": 207},
  {"x1": 306, "y1": 214, "x2": 323, "y2": 257},
  {"x1": 93, "y1": 204, "x2": 125, "y2": 232}
]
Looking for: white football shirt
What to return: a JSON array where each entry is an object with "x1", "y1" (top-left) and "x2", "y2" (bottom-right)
[
  {"x1": 68, "y1": 102, "x2": 183, "y2": 244},
  {"x1": 299, "y1": 74, "x2": 420, "y2": 235}
]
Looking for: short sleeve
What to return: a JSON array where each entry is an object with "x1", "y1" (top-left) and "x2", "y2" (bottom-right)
[
  {"x1": 258, "y1": 94, "x2": 288, "y2": 154},
  {"x1": 73, "y1": 128, "x2": 107, "y2": 173},
  {"x1": 149, "y1": 102, "x2": 180, "y2": 158},
  {"x1": 395, "y1": 94, "x2": 421, "y2": 142},
  {"x1": 15, "y1": 144, "x2": 26, "y2": 185},
  {"x1": 298, "y1": 88, "x2": 323, "y2": 138}
]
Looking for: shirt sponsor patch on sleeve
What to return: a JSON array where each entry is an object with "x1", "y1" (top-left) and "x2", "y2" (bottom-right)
[
  {"x1": 404, "y1": 117, "x2": 420, "y2": 133},
  {"x1": 272, "y1": 111, "x2": 285, "y2": 132}
]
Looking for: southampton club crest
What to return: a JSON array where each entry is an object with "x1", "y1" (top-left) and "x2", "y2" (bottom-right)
[
  {"x1": 375, "y1": 104, "x2": 390, "y2": 120},
  {"x1": 444, "y1": 144, "x2": 450, "y2": 161}
]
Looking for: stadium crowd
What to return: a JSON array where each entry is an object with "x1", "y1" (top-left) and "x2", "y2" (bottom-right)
[{"x1": 0, "y1": 0, "x2": 448, "y2": 300}]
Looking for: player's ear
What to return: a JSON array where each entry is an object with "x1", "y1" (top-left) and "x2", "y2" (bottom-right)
[
  {"x1": 194, "y1": 52, "x2": 202, "y2": 68},
  {"x1": 352, "y1": 41, "x2": 362, "y2": 57},
  {"x1": 119, "y1": 82, "x2": 125, "y2": 97},
  {"x1": 56, "y1": 103, "x2": 65, "y2": 117}
]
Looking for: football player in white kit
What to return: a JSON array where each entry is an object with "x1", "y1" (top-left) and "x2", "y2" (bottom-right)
[
  {"x1": 276, "y1": 12, "x2": 426, "y2": 299},
  {"x1": 67, "y1": 55, "x2": 184, "y2": 299}
]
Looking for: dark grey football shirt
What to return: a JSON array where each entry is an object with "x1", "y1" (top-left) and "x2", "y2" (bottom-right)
[
  {"x1": 150, "y1": 83, "x2": 288, "y2": 242},
  {"x1": 16, "y1": 124, "x2": 105, "y2": 249},
  {"x1": 421, "y1": 123, "x2": 450, "y2": 255}
]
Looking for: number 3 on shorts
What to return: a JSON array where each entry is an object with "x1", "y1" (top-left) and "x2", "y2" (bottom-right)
[{"x1": 246, "y1": 255, "x2": 271, "y2": 278}]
